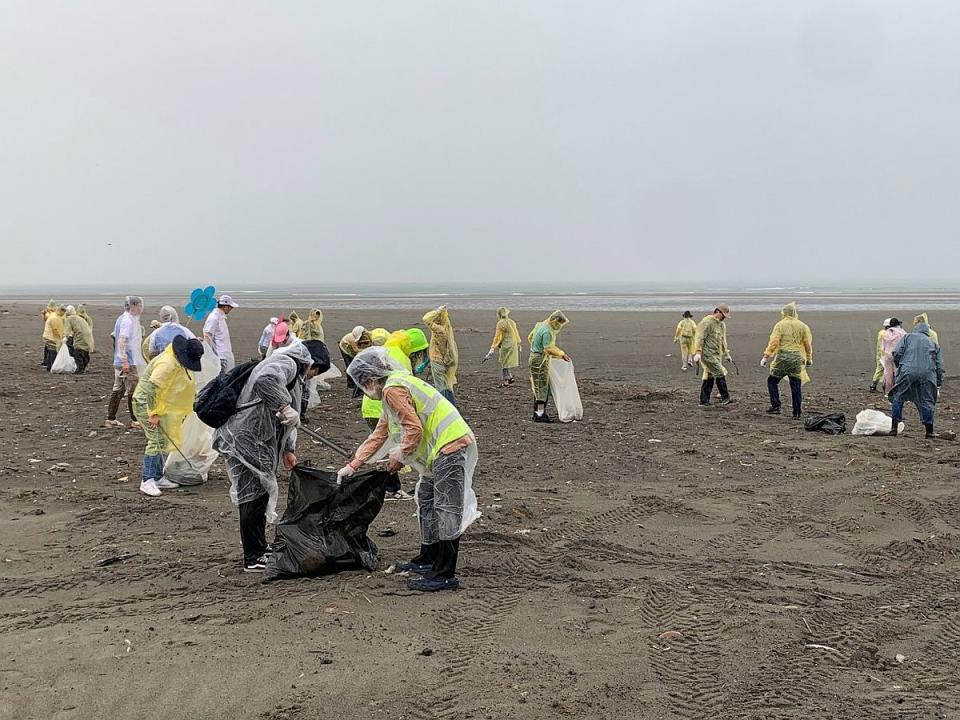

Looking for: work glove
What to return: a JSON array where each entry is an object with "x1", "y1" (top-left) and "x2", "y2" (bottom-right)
[
  {"x1": 277, "y1": 405, "x2": 300, "y2": 428},
  {"x1": 482, "y1": 349, "x2": 495, "y2": 363},
  {"x1": 807, "y1": 360, "x2": 814, "y2": 367},
  {"x1": 336, "y1": 465, "x2": 355, "y2": 486},
  {"x1": 692, "y1": 353, "x2": 701, "y2": 364},
  {"x1": 760, "y1": 357, "x2": 768, "y2": 367},
  {"x1": 725, "y1": 353, "x2": 733, "y2": 362}
]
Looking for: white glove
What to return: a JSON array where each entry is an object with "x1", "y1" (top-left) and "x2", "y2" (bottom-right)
[
  {"x1": 807, "y1": 360, "x2": 813, "y2": 367},
  {"x1": 760, "y1": 356, "x2": 768, "y2": 367},
  {"x1": 277, "y1": 405, "x2": 300, "y2": 428},
  {"x1": 482, "y1": 349, "x2": 495, "y2": 363},
  {"x1": 692, "y1": 353, "x2": 701, "y2": 364},
  {"x1": 336, "y1": 465, "x2": 355, "y2": 486},
  {"x1": 725, "y1": 353, "x2": 733, "y2": 362},
  {"x1": 388, "y1": 446, "x2": 405, "y2": 463}
]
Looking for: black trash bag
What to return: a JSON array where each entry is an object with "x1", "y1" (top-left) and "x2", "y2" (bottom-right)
[
  {"x1": 804, "y1": 412, "x2": 847, "y2": 435},
  {"x1": 263, "y1": 466, "x2": 390, "y2": 582}
]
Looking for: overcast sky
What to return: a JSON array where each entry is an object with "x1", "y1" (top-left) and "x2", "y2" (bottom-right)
[{"x1": 2, "y1": 1, "x2": 958, "y2": 288}]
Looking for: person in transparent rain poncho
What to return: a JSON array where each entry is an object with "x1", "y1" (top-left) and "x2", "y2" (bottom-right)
[
  {"x1": 213, "y1": 340, "x2": 330, "y2": 573},
  {"x1": 338, "y1": 347, "x2": 480, "y2": 593}
]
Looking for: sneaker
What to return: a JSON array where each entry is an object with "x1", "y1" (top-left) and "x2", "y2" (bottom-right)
[
  {"x1": 407, "y1": 576, "x2": 460, "y2": 592},
  {"x1": 766, "y1": 406, "x2": 781, "y2": 415},
  {"x1": 681, "y1": 365, "x2": 688, "y2": 372},
  {"x1": 792, "y1": 413, "x2": 802, "y2": 420},
  {"x1": 130, "y1": 421, "x2": 143, "y2": 430},
  {"x1": 533, "y1": 413, "x2": 554, "y2": 424},
  {"x1": 394, "y1": 561, "x2": 433, "y2": 574},
  {"x1": 243, "y1": 556, "x2": 267, "y2": 573},
  {"x1": 140, "y1": 479, "x2": 162, "y2": 497},
  {"x1": 386, "y1": 489, "x2": 414, "y2": 501},
  {"x1": 156, "y1": 477, "x2": 180, "y2": 490},
  {"x1": 104, "y1": 419, "x2": 125, "y2": 429},
  {"x1": 699, "y1": 401, "x2": 712, "y2": 407},
  {"x1": 719, "y1": 398, "x2": 735, "y2": 406},
  {"x1": 869, "y1": 382, "x2": 878, "y2": 393}
]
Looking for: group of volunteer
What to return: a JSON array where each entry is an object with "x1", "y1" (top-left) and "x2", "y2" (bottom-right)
[
  {"x1": 674, "y1": 304, "x2": 945, "y2": 436},
  {"x1": 41, "y1": 301, "x2": 95, "y2": 373},
  {"x1": 870, "y1": 314, "x2": 944, "y2": 438}
]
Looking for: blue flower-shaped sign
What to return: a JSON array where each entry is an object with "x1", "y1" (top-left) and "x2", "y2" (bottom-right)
[{"x1": 184, "y1": 286, "x2": 217, "y2": 322}]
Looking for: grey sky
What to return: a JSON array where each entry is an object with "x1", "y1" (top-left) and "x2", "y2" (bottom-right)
[{"x1": 2, "y1": 1, "x2": 958, "y2": 287}]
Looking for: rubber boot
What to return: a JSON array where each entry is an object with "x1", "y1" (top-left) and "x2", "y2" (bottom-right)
[
  {"x1": 889, "y1": 421, "x2": 898, "y2": 437},
  {"x1": 925, "y1": 423, "x2": 935, "y2": 439}
]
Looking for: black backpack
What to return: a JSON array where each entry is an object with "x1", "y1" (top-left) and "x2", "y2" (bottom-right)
[{"x1": 194, "y1": 359, "x2": 262, "y2": 428}]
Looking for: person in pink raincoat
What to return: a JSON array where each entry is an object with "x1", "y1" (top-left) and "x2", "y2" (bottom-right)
[{"x1": 881, "y1": 318, "x2": 907, "y2": 395}]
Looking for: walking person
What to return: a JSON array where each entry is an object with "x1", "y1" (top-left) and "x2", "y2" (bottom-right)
[
  {"x1": 483, "y1": 307, "x2": 522, "y2": 386},
  {"x1": 694, "y1": 304, "x2": 734, "y2": 406},
  {"x1": 423, "y1": 306, "x2": 460, "y2": 406},
  {"x1": 203, "y1": 295, "x2": 239, "y2": 374},
  {"x1": 761, "y1": 302, "x2": 813, "y2": 419},
  {"x1": 105, "y1": 296, "x2": 146, "y2": 429},
  {"x1": 888, "y1": 323, "x2": 944, "y2": 438},
  {"x1": 674, "y1": 311, "x2": 698, "y2": 371}
]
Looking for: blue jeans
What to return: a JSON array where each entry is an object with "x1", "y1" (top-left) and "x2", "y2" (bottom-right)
[
  {"x1": 891, "y1": 397, "x2": 934, "y2": 426},
  {"x1": 768, "y1": 375, "x2": 802, "y2": 416}
]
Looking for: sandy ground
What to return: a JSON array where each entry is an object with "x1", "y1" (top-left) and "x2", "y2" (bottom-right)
[{"x1": 2, "y1": 302, "x2": 959, "y2": 720}]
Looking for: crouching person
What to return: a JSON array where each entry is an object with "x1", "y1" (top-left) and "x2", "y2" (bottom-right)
[
  {"x1": 338, "y1": 347, "x2": 480, "y2": 592},
  {"x1": 213, "y1": 340, "x2": 330, "y2": 573}
]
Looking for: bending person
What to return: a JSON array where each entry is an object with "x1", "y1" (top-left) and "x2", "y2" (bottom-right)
[
  {"x1": 339, "y1": 348, "x2": 479, "y2": 593},
  {"x1": 889, "y1": 323, "x2": 944, "y2": 439},
  {"x1": 528, "y1": 311, "x2": 570, "y2": 423},
  {"x1": 132, "y1": 336, "x2": 204, "y2": 497}
]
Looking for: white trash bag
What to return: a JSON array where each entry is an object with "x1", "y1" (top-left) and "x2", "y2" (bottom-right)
[
  {"x1": 852, "y1": 409, "x2": 904, "y2": 436},
  {"x1": 50, "y1": 343, "x2": 77, "y2": 374},
  {"x1": 548, "y1": 360, "x2": 583, "y2": 423},
  {"x1": 163, "y1": 413, "x2": 219, "y2": 485},
  {"x1": 307, "y1": 376, "x2": 323, "y2": 408}
]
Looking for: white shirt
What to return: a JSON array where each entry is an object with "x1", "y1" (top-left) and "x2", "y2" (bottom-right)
[
  {"x1": 114, "y1": 311, "x2": 145, "y2": 367},
  {"x1": 203, "y1": 307, "x2": 232, "y2": 359}
]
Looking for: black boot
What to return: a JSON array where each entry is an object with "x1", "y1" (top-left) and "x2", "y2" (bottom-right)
[
  {"x1": 925, "y1": 423, "x2": 936, "y2": 439},
  {"x1": 889, "y1": 421, "x2": 898, "y2": 437},
  {"x1": 869, "y1": 382, "x2": 878, "y2": 393}
]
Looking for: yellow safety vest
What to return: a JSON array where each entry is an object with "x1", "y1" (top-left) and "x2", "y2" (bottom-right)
[
  {"x1": 383, "y1": 371, "x2": 470, "y2": 468},
  {"x1": 361, "y1": 344, "x2": 412, "y2": 420}
]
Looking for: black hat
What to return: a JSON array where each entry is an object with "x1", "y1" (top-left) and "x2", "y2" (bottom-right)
[
  {"x1": 302, "y1": 340, "x2": 331, "y2": 374},
  {"x1": 173, "y1": 335, "x2": 204, "y2": 372},
  {"x1": 683, "y1": 311, "x2": 693, "y2": 318}
]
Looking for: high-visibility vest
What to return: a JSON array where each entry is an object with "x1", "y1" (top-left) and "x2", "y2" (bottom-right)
[
  {"x1": 361, "y1": 344, "x2": 412, "y2": 419},
  {"x1": 383, "y1": 371, "x2": 470, "y2": 468}
]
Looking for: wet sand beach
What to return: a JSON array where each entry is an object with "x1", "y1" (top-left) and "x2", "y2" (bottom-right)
[{"x1": 2, "y1": 303, "x2": 959, "y2": 720}]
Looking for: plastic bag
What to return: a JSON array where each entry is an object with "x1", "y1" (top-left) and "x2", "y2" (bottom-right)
[
  {"x1": 163, "y1": 413, "x2": 219, "y2": 485},
  {"x1": 51, "y1": 343, "x2": 77, "y2": 374},
  {"x1": 263, "y1": 466, "x2": 391, "y2": 581},
  {"x1": 319, "y1": 364, "x2": 342, "y2": 382},
  {"x1": 804, "y1": 413, "x2": 846, "y2": 435},
  {"x1": 548, "y1": 360, "x2": 583, "y2": 422},
  {"x1": 852, "y1": 409, "x2": 904, "y2": 436}
]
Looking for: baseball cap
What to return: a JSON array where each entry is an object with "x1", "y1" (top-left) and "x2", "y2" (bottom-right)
[{"x1": 218, "y1": 295, "x2": 239, "y2": 308}]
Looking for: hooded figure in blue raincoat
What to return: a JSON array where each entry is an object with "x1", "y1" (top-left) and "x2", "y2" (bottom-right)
[{"x1": 888, "y1": 323, "x2": 944, "y2": 439}]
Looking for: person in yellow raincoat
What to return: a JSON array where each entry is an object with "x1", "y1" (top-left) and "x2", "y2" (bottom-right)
[
  {"x1": 869, "y1": 319, "x2": 891, "y2": 392},
  {"x1": 423, "y1": 306, "x2": 459, "y2": 406},
  {"x1": 42, "y1": 305, "x2": 66, "y2": 371},
  {"x1": 76, "y1": 304, "x2": 94, "y2": 333},
  {"x1": 482, "y1": 307, "x2": 522, "y2": 386},
  {"x1": 694, "y1": 304, "x2": 733, "y2": 406},
  {"x1": 63, "y1": 306, "x2": 95, "y2": 374},
  {"x1": 302, "y1": 309, "x2": 325, "y2": 342},
  {"x1": 370, "y1": 328, "x2": 391, "y2": 346},
  {"x1": 673, "y1": 311, "x2": 698, "y2": 371},
  {"x1": 287, "y1": 311, "x2": 304, "y2": 339},
  {"x1": 40, "y1": 300, "x2": 57, "y2": 367},
  {"x1": 913, "y1": 313, "x2": 939, "y2": 346},
  {"x1": 760, "y1": 302, "x2": 813, "y2": 418},
  {"x1": 529, "y1": 311, "x2": 570, "y2": 423},
  {"x1": 132, "y1": 336, "x2": 204, "y2": 497}
]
